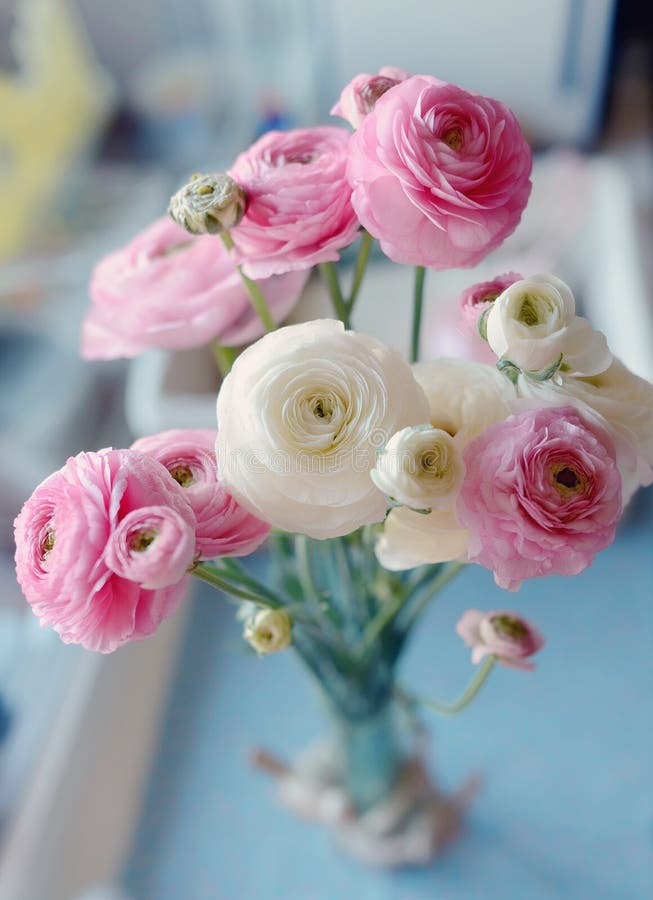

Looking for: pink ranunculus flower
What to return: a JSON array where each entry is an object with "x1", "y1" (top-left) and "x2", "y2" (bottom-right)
[
  {"x1": 347, "y1": 76, "x2": 532, "y2": 270},
  {"x1": 103, "y1": 506, "x2": 196, "y2": 589},
  {"x1": 14, "y1": 449, "x2": 197, "y2": 653},
  {"x1": 131, "y1": 429, "x2": 270, "y2": 559},
  {"x1": 457, "y1": 407, "x2": 622, "y2": 591},
  {"x1": 459, "y1": 272, "x2": 522, "y2": 335},
  {"x1": 330, "y1": 66, "x2": 410, "y2": 129},
  {"x1": 81, "y1": 216, "x2": 309, "y2": 359},
  {"x1": 457, "y1": 609, "x2": 544, "y2": 670},
  {"x1": 227, "y1": 127, "x2": 360, "y2": 279}
]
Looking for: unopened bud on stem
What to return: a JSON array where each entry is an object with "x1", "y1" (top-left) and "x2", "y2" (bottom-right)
[
  {"x1": 244, "y1": 608, "x2": 292, "y2": 655},
  {"x1": 168, "y1": 173, "x2": 247, "y2": 235}
]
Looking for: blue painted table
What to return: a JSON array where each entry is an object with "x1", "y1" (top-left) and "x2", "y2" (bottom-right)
[{"x1": 123, "y1": 488, "x2": 652, "y2": 900}]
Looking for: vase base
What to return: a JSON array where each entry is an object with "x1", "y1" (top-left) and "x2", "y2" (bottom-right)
[{"x1": 251, "y1": 742, "x2": 481, "y2": 868}]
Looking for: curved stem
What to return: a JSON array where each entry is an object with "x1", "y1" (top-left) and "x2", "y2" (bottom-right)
[
  {"x1": 220, "y1": 231, "x2": 276, "y2": 332},
  {"x1": 401, "y1": 656, "x2": 497, "y2": 716},
  {"x1": 410, "y1": 265, "x2": 426, "y2": 363},
  {"x1": 347, "y1": 231, "x2": 373, "y2": 313},
  {"x1": 319, "y1": 262, "x2": 350, "y2": 327}
]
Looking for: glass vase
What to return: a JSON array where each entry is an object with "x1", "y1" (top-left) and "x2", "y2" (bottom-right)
[{"x1": 235, "y1": 535, "x2": 477, "y2": 866}]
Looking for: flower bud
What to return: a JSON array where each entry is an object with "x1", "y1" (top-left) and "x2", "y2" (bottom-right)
[
  {"x1": 456, "y1": 609, "x2": 544, "y2": 670},
  {"x1": 244, "y1": 608, "x2": 292, "y2": 655},
  {"x1": 371, "y1": 424, "x2": 464, "y2": 511},
  {"x1": 168, "y1": 173, "x2": 247, "y2": 235},
  {"x1": 486, "y1": 274, "x2": 611, "y2": 377}
]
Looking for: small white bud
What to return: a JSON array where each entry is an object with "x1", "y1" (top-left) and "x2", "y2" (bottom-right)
[{"x1": 244, "y1": 608, "x2": 292, "y2": 655}]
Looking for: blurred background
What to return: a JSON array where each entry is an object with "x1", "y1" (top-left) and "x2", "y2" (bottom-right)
[{"x1": 0, "y1": 1, "x2": 652, "y2": 898}]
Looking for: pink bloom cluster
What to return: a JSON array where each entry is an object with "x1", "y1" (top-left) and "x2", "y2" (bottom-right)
[
  {"x1": 14, "y1": 434, "x2": 270, "y2": 652},
  {"x1": 347, "y1": 75, "x2": 532, "y2": 270},
  {"x1": 82, "y1": 217, "x2": 308, "y2": 359},
  {"x1": 132, "y1": 429, "x2": 270, "y2": 559},
  {"x1": 14, "y1": 449, "x2": 195, "y2": 652},
  {"x1": 228, "y1": 126, "x2": 360, "y2": 280},
  {"x1": 457, "y1": 407, "x2": 622, "y2": 590},
  {"x1": 457, "y1": 609, "x2": 544, "y2": 670}
]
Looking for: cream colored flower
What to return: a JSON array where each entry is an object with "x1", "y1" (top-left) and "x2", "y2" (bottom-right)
[
  {"x1": 376, "y1": 506, "x2": 468, "y2": 570},
  {"x1": 486, "y1": 274, "x2": 611, "y2": 376},
  {"x1": 216, "y1": 320, "x2": 429, "y2": 539},
  {"x1": 413, "y1": 357, "x2": 514, "y2": 442},
  {"x1": 375, "y1": 358, "x2": 511, "y2": 570},
  {"x1": 244, "y1": 608, "x2": 292, "y2": 654},
  {"x1": 371, "y1": 425, "x2": 464, "y2": 511}
]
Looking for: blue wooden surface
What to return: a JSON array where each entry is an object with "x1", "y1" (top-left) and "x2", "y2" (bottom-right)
[{"x1": 123, "y1": 488, "x2": 652, "y2": 899}]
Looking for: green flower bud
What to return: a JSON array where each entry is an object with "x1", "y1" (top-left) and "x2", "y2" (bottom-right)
[{"x1": 168, "y1": 173, "x2": 247, "y2": 235}]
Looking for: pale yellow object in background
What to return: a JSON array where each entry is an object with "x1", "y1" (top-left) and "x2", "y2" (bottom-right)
[{"x1": 0, "y1": 0, "x2": 114, "y2": 262}]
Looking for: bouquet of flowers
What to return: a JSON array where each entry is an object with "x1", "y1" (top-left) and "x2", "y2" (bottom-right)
[{"x1": 14, "y1": 68, "x2": 653, "y2": 866}]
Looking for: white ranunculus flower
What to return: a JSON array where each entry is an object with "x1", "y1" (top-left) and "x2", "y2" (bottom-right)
[
  {"x1": 216, "y1": 319, "x2": 429, "y2": 539},
  {"x1": 516, "y1": 356, "x2": 653, "y2": 502},
  {"x1": 371, "y1": 424, "x2": 464, "y2": 511},
  {"x1": 375, "y1": 506, "x2": 468, "y2": 570},
  {"x1": 486, "y1": 274, "x2": 612, "y2": 376},
  {"x1": 374, "y1": 358, "x2": 511, "y2": 570},
  {"x1": 413, "y1": 357, "x2": 514, "y2": 443}
]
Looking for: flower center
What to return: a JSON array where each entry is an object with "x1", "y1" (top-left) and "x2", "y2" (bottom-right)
[
  {"x1": 275, "y1": 151, "x2": 315, "y2": 166},
  {"x1": 311, "y1": 395, "x2": 335, "y2": 422},
  {"x1": 443, "y1": 127, "x2": 463, "y2": 151},
  {"x1": 170, "y1": 465, "x2": 194, "y2": 487},
  {"x1": 129, "y1": 529, "x2": 157, "y2": 552},
  {"x1": 479, "y1": 290, "x2": 500, "y2": 305},
  {"x1": 419, "y1": 447, "x2": 446, "y2": 478},
  {"x1": 517, "y1": 295, "x2": 542, "y2": 326},
  {"x1": 491, "y1": 614, "x2": 527, "y2": 639},
  {"x1": 360, "y1": 76, "x2": 397, "y2": 112},
  {"x1": 551, "y1": 463, "x2": 586, "y2": 496},
  {"x1": 41, "y1": 529, "x2": 55, "y2": 560}
]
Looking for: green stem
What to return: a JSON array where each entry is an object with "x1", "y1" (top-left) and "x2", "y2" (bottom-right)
[
  {"x1": 213, "y1": 558, "x2": 286, "y2": 609},
  {"x1": 191, "y1": 562, "x2": 278, "y2": 606},
  {"x1": 400, "y1": 656, "x2": 497, "y2": 716},
  {"x1": 410, "y1": 265, "x2": 426, "y2": 363},
  {"x1": 347, "y1": 231, "x2": 373, "y2": 313},
  {"x1": 294, "y1": 535, "x2": 323, "y2": 605},
  {"x1": 397, "y1": 561, "x2": 465, "y2": 635},
  {"x1": 220, "y1": 231, "x2": 276, "y2": 332},
  {"x1": 359, "y1": 561, "x2": 464, "y2": 658},
  {"x1": 210, "y1": 340, "x2": 238, "y2": 378},
  {"x1": 319, "y1": 262, "x2": 350, "y2": 327}
]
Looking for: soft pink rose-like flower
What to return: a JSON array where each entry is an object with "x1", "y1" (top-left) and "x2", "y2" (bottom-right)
[
  {"x1": 459, "y1": 272, "x2": 522, "y2": 335},
  {"x1": 132, "y1": 429, "x2": 270, "y2": 559},
  {"x1": 457, "y1": 407, "x2": 622, "y2": 590},
  {"x1": 103, "y1": 506, "x2": 195, "y2": 589},
  {"x1": 228, "y1": 127, "x2": 360, "y2": 279},
  {"x1": 330, "y1": 66, "x2": 410, "y2": 129},
  {"x1": 81, "y1": 217, "x2": 308, "y2": 359},
  {"x1": 457, "y1": 609, "x2": 544, "y2": 670},
  {"x1": 14, "y1": 450, "x2": 197, "y2": 653},
  {"x1": 347, "y1": 76, "x2": 532, "y2": 269}
]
